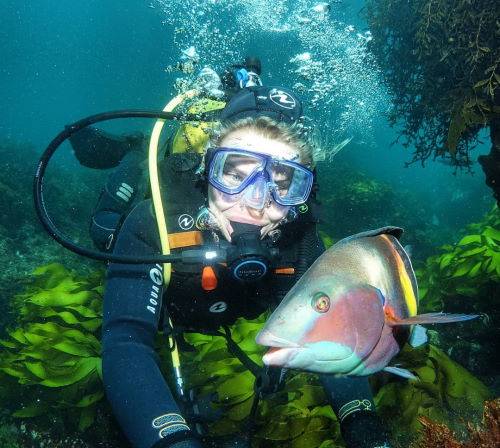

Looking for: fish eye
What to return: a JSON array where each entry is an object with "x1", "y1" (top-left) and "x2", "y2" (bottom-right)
[{"x1": 311, "y1": 292, "x2": 330, "y2": 313}]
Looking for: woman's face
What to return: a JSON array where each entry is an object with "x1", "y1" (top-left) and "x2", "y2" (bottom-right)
[{"x1": 208, "y1": 128, "x2": 302, "y2": 241}]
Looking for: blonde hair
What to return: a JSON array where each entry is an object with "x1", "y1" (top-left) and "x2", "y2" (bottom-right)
[{"x1": 211, "y1": 116, "x2": 315, "y2": 168}]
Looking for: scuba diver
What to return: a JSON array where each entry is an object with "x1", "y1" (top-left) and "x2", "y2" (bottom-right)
[{"x1": 64, "y1": 57, "x2": 395, "y2": 448}]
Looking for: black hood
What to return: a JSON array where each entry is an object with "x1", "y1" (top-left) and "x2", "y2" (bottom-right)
[{"x1": 221, "y1": 86, "x2": 303, "y2": 125}]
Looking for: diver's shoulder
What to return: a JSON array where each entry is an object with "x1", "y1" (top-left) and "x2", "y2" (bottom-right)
[{"x1": 118, "y1": 199, "x2": 157, "y2": 236}]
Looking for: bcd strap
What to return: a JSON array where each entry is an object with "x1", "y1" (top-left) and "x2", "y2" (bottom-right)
[
  {"x1": 220, "y1": 326, "x2": 263, "y2": 379},
  {"x1": 168, "y1": 230, "x2": 204, "y2": 249},
  {"x1": 220, "y1": 328, "x2": 287, "y2": 439}
]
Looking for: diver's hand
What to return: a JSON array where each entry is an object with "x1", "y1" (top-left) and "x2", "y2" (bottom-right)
[{"x1": 340, "y1": 411, "x2": 395, "y2": 448}]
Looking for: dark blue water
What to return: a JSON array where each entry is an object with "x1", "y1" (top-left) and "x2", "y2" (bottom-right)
[
  {"x1": 2, "y1": 0, "x2": 492, "y2": 233},
  {"x1": 2, "y1": 1, "x2": 173, "y2": 144}
]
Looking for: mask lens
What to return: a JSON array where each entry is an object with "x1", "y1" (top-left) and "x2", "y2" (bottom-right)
[
  {"x1": 210, "y1": 150, "x2": 265, "y2": 193},
  {"x1": 270, "y1": 163, "x2": 293, "y2": 197},
  {"x1": 268, "y1": 160, "x2": 313, "y2": 205}
]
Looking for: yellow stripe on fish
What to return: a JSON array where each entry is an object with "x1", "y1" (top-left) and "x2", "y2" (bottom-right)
[{"x1": 380, "y1": 234, "x2": 417, "y2": 317}]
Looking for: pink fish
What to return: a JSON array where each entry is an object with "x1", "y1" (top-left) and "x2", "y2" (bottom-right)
[{"x1": 255, "y1": 227, "x2": 477, "y2": 378}]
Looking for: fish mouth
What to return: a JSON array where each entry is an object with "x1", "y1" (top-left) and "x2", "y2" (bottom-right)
[
  {"x1": 256, "y1": 330, "x2": 306, "y2": 368},
  {"x1": 255, "y1": 329, "x2": 302, "y2": 349},
  {"x1": 257, "y1": 329, "x2": 360, "y2": 372},
  {"x1": 262, "y1": 346, "x2": 304, "y2": 368}
]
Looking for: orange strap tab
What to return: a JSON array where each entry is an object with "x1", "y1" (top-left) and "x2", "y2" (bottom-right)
[
  {"x1": 168, "y1": 231, "x2": 204, "y2": 249},
  {"x1": 201, "y1": 265, "x2": 218, "y2": 291},
  {"x1": 274, "y1": 267, "x2": 295, "y2": 275}
]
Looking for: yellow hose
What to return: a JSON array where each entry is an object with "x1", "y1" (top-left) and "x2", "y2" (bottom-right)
[
  {"x1": 149, "y1": 89, "x2": 200, "y2": 281},
  {"x1": 148, "y1": 89, "x2": 200, "y2": 397}
]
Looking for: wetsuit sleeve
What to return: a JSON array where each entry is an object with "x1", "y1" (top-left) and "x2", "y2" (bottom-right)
[
  {"x1": 101, "y1": 200, "x2": 200, "y2": 448},
  {"x1": 319, "y1": 375, "x2": 393, "y2": 447}
]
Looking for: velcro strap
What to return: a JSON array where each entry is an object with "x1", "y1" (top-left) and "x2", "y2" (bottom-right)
[{"x1": 168, "y1": 231, "x2": 204, "y2": 249}]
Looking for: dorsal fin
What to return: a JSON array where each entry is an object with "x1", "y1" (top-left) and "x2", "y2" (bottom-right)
[{"x1": 336, "y1": 227, "x2": 404, "y2": 246}]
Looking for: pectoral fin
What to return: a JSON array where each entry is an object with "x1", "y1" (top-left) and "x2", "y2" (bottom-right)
[{"x1": 387, "y1": 312, "x2": 478, "y2": 326}]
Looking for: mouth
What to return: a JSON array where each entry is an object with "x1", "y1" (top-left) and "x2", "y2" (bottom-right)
[
  {"x1": 255, "y1": 330, "x2": 305, "y2": 367},
  {"x1": 255, "y1": 329, "x2": 301, "y2": 349},
  {"x1": 262, "y1": 346, "x2": 304, "y2": 367},
  {"x1": 256, "y1": 328, "x2": 359, "y2": 370}
]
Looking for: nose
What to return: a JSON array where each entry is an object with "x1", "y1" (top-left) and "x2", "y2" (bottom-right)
[{"x1": 241, "y1": 173, "x2": 273, "y2": 210}]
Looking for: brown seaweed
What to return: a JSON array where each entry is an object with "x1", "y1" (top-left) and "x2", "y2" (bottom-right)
[{"x1": 410, "y1": 398, "x2": 500, "y2": 447}]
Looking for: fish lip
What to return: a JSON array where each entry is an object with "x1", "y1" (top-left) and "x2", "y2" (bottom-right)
[{"x1": 255, "y1": 329, "x2": 302, "y2": 348}]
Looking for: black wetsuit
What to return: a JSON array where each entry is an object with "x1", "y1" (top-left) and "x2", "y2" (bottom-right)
[{"x1": 100, "y1": 154, "x2": 392, "y2": 448}]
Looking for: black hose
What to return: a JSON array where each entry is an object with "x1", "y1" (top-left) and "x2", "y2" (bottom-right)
[{"x1": 33, "y1": 109, "x2": 219, "y2": 264}]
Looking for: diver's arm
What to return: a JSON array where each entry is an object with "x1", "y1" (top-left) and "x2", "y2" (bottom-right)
[
  {"x1": 90, "y1": 150, "x2": 146, "y2": 251},
  {"x1": 69, "y1": 125, "x2": 146, "y2": 169},
  {"x1": 320, "y1": 375, "x2": 394, "y2": 448},
  {"x1": 102, "y1": 200, "x2": 200, "y2": 448}
]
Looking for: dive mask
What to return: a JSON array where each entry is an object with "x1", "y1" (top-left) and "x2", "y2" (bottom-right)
[{"x1": 207, "y1": 147, "x2": 313, "y2": 208}]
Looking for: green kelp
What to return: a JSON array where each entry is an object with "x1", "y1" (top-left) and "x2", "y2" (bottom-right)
[
  {"x1": 0, "y1": 263, "x2": 104, "y2": 431},
  {"x1": 319, "y1": 231, "x2": 336, "y2": 249},
  {"x1": 372, "y1": 344, "x2": 491, "y2": 445},
  {"x1": 370, "y1": 209, "x2": 499, "y2": 445},
  {"x1": 416, "y1": 207, "x2": 500, "y2": 312},
  {"x1": 411, "y1": 208, "x2": 499, "y2": 399},
  {"x1": 0, "y1": 262, "x2": 493, "y2": 446}
]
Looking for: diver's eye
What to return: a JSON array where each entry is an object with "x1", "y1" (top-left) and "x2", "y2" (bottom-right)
[{"x1": 311, "y1": 292, "x2": 330, "y2": 313}]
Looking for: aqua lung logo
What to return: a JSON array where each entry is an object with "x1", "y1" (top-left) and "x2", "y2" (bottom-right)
[
  {"x1": 178, "y1": 214, "x2": 194, "y2": 230},
  {"x1": 269, "y1": 89, "x2": 296, "y2": 110},
  {"x1": 147, "y1": 265, "x2": 163, "y2": 314},
  {"x1": 152, "y1": 413, "x2": 189, "y2": 438},
  {"x1": 150, "y1": 267, "x2": 163, "y2": 285},
  {"x1": 209, "y1": 301, "x2": 227, "y2": 313},
  {"x1": 338, "y1": 399, "x2": 373, "y2": 422}
]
